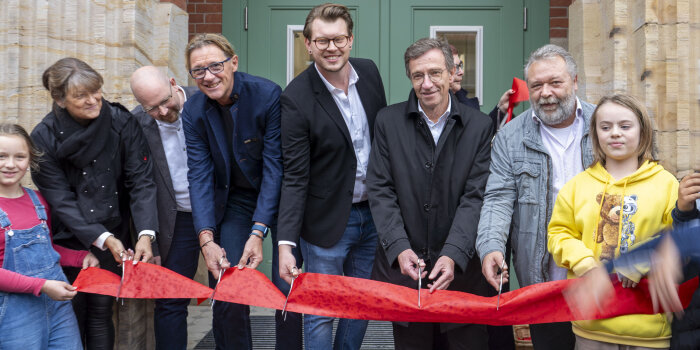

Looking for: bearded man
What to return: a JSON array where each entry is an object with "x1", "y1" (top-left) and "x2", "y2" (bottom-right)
[{"x1": 475, "y1": 44, "x2": 595, "y2": 350}]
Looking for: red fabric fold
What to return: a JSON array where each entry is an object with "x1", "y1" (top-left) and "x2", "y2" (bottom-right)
[
  {"x1": 74, "y1": 263, "x2": 212, "y2": 300},
  {"x1": 73, "y1": 265, "x2": 698, "y2": 326},
  {"x1": 506, "y1": 77, "x2": 530, "y2": 123},
  {"x1": 214, "y1": 267, "x2": 287, "y2": 309}
]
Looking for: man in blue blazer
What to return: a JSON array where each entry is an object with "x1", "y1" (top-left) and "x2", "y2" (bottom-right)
[{"x1": 182, "y1": 33, "x2": 300, "y2": 350}]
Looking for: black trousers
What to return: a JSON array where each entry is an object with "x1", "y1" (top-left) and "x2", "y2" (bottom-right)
[
  {"x1": 64, "y1": 247, "x2": 120, "y2": 350},
  {"x1": 529, "y1": 322, "x2": 575, "y2": 350},
  {"x1": 392, "y1": 322, "x2": 488, "y2": 350}
]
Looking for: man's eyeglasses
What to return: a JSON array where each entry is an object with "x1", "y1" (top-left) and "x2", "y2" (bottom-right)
[
  {"x1": 410, "y1": 69, "x2": 445, "y2": 84},
  {"x1": 312, "y1": 35, "x2": 350, "y2": 50},
  {"x1": 456, "y1": 61, "x2": 464, "y2": 72},
  {"x1": 143, "y1": 88, "x2": 172, "y2": 115},
  {"x1": 189, "y1": 57, "x2": 232, "y2": 80}
]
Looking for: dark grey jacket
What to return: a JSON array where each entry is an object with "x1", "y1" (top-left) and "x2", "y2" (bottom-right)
[
  {"x1": 368, "y1": 90, "x2": 492, "y2": 300},
  {"x1": 132, "y1": 86, "x2": 199, "y2": 262},
  {"x1": 475, "y1": 100, "x2": 595, "y2": 287}
]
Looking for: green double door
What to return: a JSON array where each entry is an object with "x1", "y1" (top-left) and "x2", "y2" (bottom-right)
[{"x1": 222, "y1": 0, "x2": 550, "y2": 277}]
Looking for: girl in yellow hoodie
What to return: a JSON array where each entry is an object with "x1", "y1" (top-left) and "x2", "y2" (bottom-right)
[{"x1": 548, "y1": 94, "x2": 679, "y2": 349}]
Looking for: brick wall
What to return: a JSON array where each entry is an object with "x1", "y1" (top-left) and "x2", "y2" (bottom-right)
[
  {"x1": 550, "y1": 0, "x2": 574, "y2": 39},
  {"x1": 185, "y1": 0, "x2": 223, "y2": 40}
]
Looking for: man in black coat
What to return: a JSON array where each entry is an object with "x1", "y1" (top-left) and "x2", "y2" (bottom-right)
[
  {"x1": 277, "y1": 3, "x2": 387, "y2": 349},
  {"x1": 367, "y1": 38, "x2": 492, "y2": 350},
  {"x1": 129, "y1": 66, "x2": 201, "y2": 350}
]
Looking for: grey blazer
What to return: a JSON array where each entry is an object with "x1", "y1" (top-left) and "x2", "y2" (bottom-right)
[{"x1": 132, "y1": 86, "x2": 200, "y2": 262}]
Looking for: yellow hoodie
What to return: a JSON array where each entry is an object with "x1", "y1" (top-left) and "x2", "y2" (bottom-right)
[{"x1": 548, "y1": 160, "x2": 678, "y2": 348}]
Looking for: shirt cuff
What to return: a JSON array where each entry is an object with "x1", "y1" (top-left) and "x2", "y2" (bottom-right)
[
  {"x1": 278, "y1": 240, "x2": 297, "y2": 247},
  {"x1": 138, "y1": 230, "x2": 156, "y2": 241},
  {"x1": 93, "y1": 232, "x2": 114, "y2": 250}
]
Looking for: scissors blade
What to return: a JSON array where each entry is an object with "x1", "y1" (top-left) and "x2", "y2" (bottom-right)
[
  {"x1": 497, "y1": 259, "x2": 506, "y2": 310},
  {"x1": 282, "y1": 276, "x2": 295, "y2": 321},
  {"x1": 117, "y1": 252, "x2": 126, "y2": 304},
  {"x1": 417, "y1": 265, "x2": 422, "y2": 308},
  {"x1": 210, "y1": 268, "x2": 225, "y2": 309}
]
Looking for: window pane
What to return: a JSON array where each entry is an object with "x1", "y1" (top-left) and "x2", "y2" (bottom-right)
[
  {"x1": 436, "y1": 31, "x2": 477, "y2": 95},
  {"x1": 293, "y1": 30, "x2": 312, "y2": 78}
]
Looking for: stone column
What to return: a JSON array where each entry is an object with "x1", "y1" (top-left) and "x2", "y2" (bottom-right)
[
  {"x1": 0, "y1": 1, "x2": 188, "y2": 349},
  {"x1": 0, "y1": 0, "x2": 188, "y2": 125},
  {"x1": 569, "y1": 0, "x2": 700, "y2": 176}
]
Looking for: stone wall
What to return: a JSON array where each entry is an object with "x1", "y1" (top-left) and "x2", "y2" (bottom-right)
[
  {"x1": 0, "y1": 0, "x2": 188, "y2": 129},
  {"x1": 569, "y1": 0, "x2": 699, "y2": 176},
  {"x1": 550, "y1": 0, "x2": 575, "y2": 48},
  {"x1": 0, "y1": 1, "x2": 189, "y2": 348}
]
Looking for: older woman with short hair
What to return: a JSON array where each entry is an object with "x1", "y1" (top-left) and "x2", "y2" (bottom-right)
[{"x1": 31, "y1": 57, "x2": 158, "y2": 349}]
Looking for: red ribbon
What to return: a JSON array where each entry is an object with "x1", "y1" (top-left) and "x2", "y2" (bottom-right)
[
  {"x1": 506, "y1": 77, "x2": 530, "y2": 123},
  {"x1": 73, "y1": 263, "x2": 698, "y2": 326}
]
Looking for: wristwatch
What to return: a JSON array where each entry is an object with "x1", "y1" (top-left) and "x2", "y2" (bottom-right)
[
  {"x1": 140, "y1": 232, "x2": 156, "y2": 243},
  {"x1": 251, "y1": 224, "x2": 269, "y2": 239}
]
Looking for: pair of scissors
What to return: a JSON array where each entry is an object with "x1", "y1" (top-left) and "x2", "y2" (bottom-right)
[
  {"x1": 282, "y1": 266, "x2": 298, "y2": 320},
  {"x1": 116, "y1": 251, "x2": 127, "y2": 304},
  {"x1": 210, "y1": 257, "x2": 227, "y2": 309},
  {"x1": 417, "y1": 265, "x2": 422, "y2": 308},
  {"x1": 496, "y1": 259, "x2": 507, "y2": 310}
]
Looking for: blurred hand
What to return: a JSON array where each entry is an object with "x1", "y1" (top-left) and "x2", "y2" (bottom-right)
[
  {"x1": 81, "y1": 252, "x2": 100, "y2": 269},
  {"x1": 279, "y1": 244, "x2": 300, "y2": 285},
  {"x1": 482, "y1": 251, "x2": 508, "y2": 290},
  {"x1": 397, "y1": 249, "x2": 427, "y2": 281},
  {"x1": 564, "y1": 266, "x2": 614, "y2": 320},
  {"x1": 618, "y1": 273, "x2": 638, "y2": 288},
  {"x1": 427, "y1": 256, "x2": 455, "y2": 293},
  {"x1": 677, "y1": 173, "x2": 700, "y2": 212},
  {"x1": 41, "y1": 280, "x2": 78, "y2": 301},
  {"x1": 649, "y1": 234, "x2": 684, "y2": 317}
]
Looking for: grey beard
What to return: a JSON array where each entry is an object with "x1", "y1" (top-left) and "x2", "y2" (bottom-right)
[{"x1": 533, "y1": 93, "x2": 576, "y2": 126}]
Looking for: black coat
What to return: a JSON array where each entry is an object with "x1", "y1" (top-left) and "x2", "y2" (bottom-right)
[
  {"x1": 31, "y1": 101, "x2": 158, "y2": 251},
  {"x1": 368, "y1": 90, "x2": 492, "y2": 299},
  {"x1": 278, "y1": 58, "x2": 387, "y2": 247}
]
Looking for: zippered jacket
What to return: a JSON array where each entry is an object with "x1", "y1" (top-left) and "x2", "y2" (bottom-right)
[{"x1": 475, "y1": 101, "x2": 595, "y2": 287}]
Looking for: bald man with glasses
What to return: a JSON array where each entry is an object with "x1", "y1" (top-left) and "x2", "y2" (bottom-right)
[{"x1": 130, "y1": 66, "x2": 201, "y2": 350}]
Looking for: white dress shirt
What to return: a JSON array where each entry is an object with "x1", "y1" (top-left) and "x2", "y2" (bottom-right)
[
  {"x1": 316, "y1": 63, "x2": 371, "y2": 203},
  {"x1": 418, "y1": 97, "x2": 452, "y2": 145},
  {"x1": 156, "y1": 85, "x2": 191, "y2": 212}
]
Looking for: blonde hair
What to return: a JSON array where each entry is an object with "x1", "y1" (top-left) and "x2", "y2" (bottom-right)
[
  {"x1": 590, "y1": 94, "x2": 657, "y2": 167},
  {"x1": 0, "y1": 123, "x2": 42, "y2": 172},
  {"x1": 185, "y1": 33, "x2": 236, "y2": 70}
]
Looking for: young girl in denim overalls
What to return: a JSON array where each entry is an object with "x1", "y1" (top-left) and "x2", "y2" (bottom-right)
[{"x1": 0, "y1": 123, "x2": 98, "y2": 349}]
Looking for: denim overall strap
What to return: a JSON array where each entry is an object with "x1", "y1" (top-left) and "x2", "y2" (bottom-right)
[
  {"x1": 0, "y1": 204, "x2": 10, "y2": 229},
  {"x1": 25, "y1": 188, "x2": 48, "y2": 222},
  {"x1": 0, "y1": 189, "x2": 82, "y2": 349}
]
